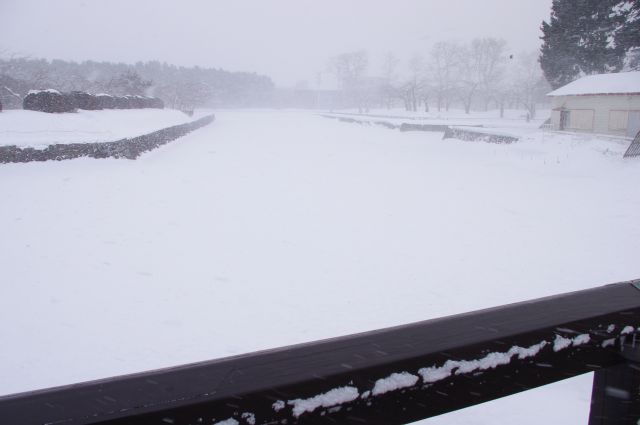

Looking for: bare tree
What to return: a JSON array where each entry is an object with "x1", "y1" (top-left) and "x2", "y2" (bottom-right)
[
  {"x1": 510, "y1": 51, "x2": 550, "y2": 119},
  {"x1": 429, "y1": 41, "x2": 461, "y2": 112},
  {"x1": 380, "y1": 52, "x2": 399, "y2": 109},
  {"x1": 458, "y1": 38, "x2": 507, "y2": 114},
  {"x1": 402, "y1": 54, "x2": 426, "y2": 112},
  {"x1": 330, "y1": 50, "x2": 369, "y2": 112}
]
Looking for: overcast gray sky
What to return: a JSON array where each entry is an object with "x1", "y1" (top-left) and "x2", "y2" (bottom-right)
[{"x1": 0, "y1": 0, "x2": 553, "y2": 87}]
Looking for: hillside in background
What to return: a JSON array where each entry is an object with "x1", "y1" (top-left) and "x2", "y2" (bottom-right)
[{"x1": 0, "y1": 57, "x2": 275, "y2": 110}]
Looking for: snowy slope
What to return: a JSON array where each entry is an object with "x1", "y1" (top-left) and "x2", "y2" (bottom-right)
[
  {"x1": 0, "y1": 108, "x2": 195, "y2": 148},
  {"x1": 1, "y1": 110, "x2": 639, "y2": 424}
]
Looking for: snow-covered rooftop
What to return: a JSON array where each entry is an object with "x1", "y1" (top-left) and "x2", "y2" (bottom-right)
[{"x1": 547, "y1": 71, "x2": 640, "y2": 96}]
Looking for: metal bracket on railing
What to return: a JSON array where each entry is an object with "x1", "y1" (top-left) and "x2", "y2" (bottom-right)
[
  {"x1": 588, "y1": 317, "x2": 640, "y2": 425},
  {"x1": 620, "y1": 334, "x2": 640, "y2": 364}
]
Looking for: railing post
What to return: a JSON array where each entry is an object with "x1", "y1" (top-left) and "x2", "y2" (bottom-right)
[{"x1": 589, "y1": 336, "x2": 640, "y2": 424}]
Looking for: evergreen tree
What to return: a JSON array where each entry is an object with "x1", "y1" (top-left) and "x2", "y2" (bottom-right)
[
  {"x1": 540, "y1": 6, "x2": 579, "y2": 89},
  {"x1": 540, "y1": 0, "x2": 625, "y2": 88},
  {"x1": 612, "y1": 0, "x2": 640, "y2": 70}
]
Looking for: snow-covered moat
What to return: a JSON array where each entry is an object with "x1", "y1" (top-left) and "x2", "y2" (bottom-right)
[{"x1": 1, "y1": 110, "x2": 639, "y2": 424}]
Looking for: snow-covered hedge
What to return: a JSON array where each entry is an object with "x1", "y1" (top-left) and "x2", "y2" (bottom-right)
[
  {"x1": 23, "y1": 90, "x2": 75, "y2": 113},
  {"x1": 69, "y1": 91, "x2": 101, "y2": 110},
  {"x1": 0, "y1": 114, "x2": 214, "y2": 163},
  {"x1": 22, "y1": 90, "x2": 165, "y2": 113}
]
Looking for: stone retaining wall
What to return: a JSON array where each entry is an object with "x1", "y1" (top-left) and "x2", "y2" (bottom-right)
[
  {"x1": 443, "y1": 127, "x2": 519, "y2": 144},
  {"x1": 399, "y1": 123, "x2": 453, "y2": 132},
  {"x1": 320, "y1": 114, "x2": 400, "y2": 129},
  {"x1": 0, "y1": 114, "x2": 215, "y2": 164},
  {"x1": 321, "y1": 114, "x2": 519, "y2": 144}
]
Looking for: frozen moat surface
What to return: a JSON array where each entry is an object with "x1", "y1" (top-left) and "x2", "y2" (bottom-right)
[{"x1": 1, "y1": 110, "x2": 639, "y2": 424}]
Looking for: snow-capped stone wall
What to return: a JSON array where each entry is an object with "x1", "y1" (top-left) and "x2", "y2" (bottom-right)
[{"x1": 0, "y1": 114, "x2": 214, "y2": 163}]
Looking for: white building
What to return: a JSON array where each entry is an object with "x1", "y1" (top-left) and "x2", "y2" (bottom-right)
[{"x1": 547, "y1": 71, "x2": 640, "y2": 138}]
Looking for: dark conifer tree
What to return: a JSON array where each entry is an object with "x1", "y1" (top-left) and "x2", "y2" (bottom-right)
[
  {"x1": 612, "y1": 0, "x2": 640, "y2": 70},
  {"x1": 540, "y1": 1, "x2": 580, "y2": 89},
  {"x1": 540, "y1": 0, "x2": 626, "y2": 88}
]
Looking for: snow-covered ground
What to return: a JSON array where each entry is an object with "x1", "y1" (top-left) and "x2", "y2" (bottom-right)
[
  {"x1": 1, "y1": 110, "x2": 639, "y2": 424},
  {"x1": 0, "y1": 108, "x2": 197, "y2": 148}
]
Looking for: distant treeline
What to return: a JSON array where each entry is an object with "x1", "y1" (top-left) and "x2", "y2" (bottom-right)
[{"x1": 0, "y1": 57, "x2": 275, "y2": 110}]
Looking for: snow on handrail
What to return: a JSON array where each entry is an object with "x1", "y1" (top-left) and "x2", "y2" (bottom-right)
[{"x1": 1, "y1": 279, "x2": 639, "y2": 425}]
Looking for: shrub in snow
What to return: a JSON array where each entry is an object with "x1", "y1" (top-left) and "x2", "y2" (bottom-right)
[
  {"x1": 22, "y1": 90, "x2": 165, "y2": 112},
  {"x1": 136, "y1": 96, "x2": 164, "y2": 109},
  {"x1": 138, "y1": 96, "x2": 152, "y2": 108},
  {"x1": 149, "y1": 97, "x2": 164, "y2": 109},
  {"x1": 23, "y1": 90, "x2": 77, "y2": 113},
  {"x1": 114, "y1": 96, "x2": 132, "y2": 109},
  {"x1": 69, "y1": 91, "x2": 102, "y2": 110},
  {"x1": 128, "y1": 95, "x2": 149, "y2": 109},
  {"x1": 128, "y1": 95, "x2": 144, "y2": 109},
  {"x1": 123, "y1": 95, "x2": 164, "y2": 109},
  {"x1": 95, "y1": 94, "x2": 116, "y2": 109},
  {"x1": 116, "y1": 95, "x2": 164, "y2": 109},
  {"x1": 140, "y1": 96, "x2": 164, "y2": 109}
]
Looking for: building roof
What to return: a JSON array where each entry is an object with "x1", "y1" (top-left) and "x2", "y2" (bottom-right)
[{"x1": 547, "y1": 71, "x2": 640, "y2": 97}]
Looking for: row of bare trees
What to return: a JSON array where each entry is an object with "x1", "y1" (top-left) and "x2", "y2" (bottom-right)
[{"x1": 328, "y1": 38, "x2": 551, "y2": 118}]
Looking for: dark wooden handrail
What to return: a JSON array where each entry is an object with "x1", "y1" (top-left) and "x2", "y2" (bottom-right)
[{"x1": 2, "y1": 280, "x2": 640, "y2": 425}]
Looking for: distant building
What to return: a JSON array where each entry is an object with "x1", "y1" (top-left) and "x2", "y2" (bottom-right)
[
  {"x1": 272, "y1": 74, "x2": 349, "y2": 110},
  {"x1": 547, "y1": 71, "x2": 640, "y2": 138}
]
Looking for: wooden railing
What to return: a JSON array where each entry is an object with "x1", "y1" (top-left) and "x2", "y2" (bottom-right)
[{"x1": 1, "y1": 279, "x2": 640, "y2": 425}]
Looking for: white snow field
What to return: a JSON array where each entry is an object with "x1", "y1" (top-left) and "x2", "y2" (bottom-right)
[
  {"x1": 0, "y1": 108, "x2": 197, "y2": 148},
  {"x1": 1, "y1": 110, "x2": 639, "y2": 424}
]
